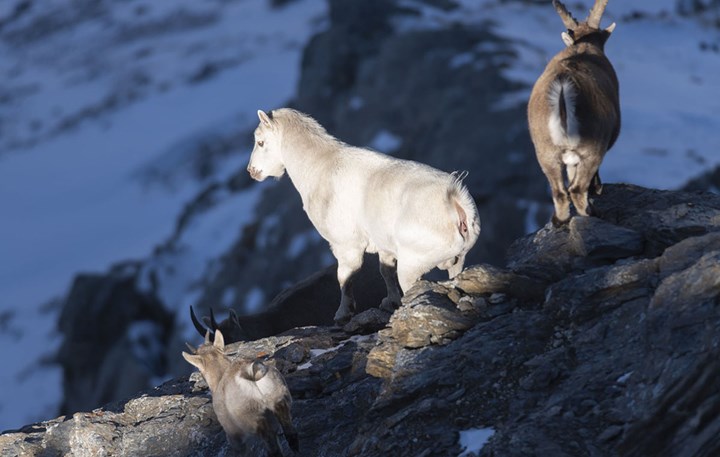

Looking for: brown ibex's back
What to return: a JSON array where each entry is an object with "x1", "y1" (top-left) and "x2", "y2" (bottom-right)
[
  {"x1": 528, "y1": 0, "x2": 620, "y2": 226},
  {"x1": 182, "y1": 330, "x2": 298, "y2": 456}
]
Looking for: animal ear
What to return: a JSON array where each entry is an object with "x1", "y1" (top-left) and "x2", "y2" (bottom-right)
[
  {"x1": 252, "y1": 361, "x2": 268, "y2": 381},
  {"x1": 257, "y1": 110, "x2": 274, "y2": 129},
  {"x1": 561, "y1": 31, "x2": 574, "y2": 47},
  {"x1": 605, "y1": 22, "x2": 616, "y2": 34},
  {"x1": 214, "y1": 329, "x2": 225, "y2": 350},
  {"x1": 182, "y1": 352, "x2": 203, "y2": 370}
]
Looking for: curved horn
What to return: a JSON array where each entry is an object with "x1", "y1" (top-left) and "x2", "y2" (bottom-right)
[
  {"x1": 190, "y1": 306, "x2": 209, "y2": 338},
  {"x1": 209, "y1": 307, "x2": 220, "y2": 331},
  {"x1": 587, "y1": 0, "x2": 609, "y2": 28},
  {"x1": 553, "y1": 0, "x2": 578, "y2": 29}
]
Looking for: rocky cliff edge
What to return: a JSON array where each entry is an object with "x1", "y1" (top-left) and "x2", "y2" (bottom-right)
[{"x1": 3, "y1": 183, "x2": 720, "y2": 457}]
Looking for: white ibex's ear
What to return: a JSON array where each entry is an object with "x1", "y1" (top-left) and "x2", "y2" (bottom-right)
[
  {"x1": 214, "y1": 329, "x2": 225, "y2": 350},
  {"x1": 561, "y1": 31, "x2": 574, "y2": 47},
  {"x1": 605, "y1": 22, "x2": 616, "y2": 34},
  {"x1": 257, "y1": 110, "x2": 273, "y2": 129}
]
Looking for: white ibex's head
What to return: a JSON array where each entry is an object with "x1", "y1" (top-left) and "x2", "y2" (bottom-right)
[
  {"x1": 247, "y1": 110, "x2": 286, "y2": 182},
  {"x1": 554, "y1": 0, "x2": 616, "y2": 48}
]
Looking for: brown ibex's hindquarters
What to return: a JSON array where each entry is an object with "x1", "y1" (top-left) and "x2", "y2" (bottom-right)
[
  {"x1": 568, "y1": 149, "x2": 604, "y2": 217},
  {"x1": 538, "y1": 152, "x2": 571, "y2": 226}
]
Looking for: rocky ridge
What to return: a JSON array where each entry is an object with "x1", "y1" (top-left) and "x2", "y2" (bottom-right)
[{"x1": 3, "y1": 183, "x2": 720, "y2": 457}]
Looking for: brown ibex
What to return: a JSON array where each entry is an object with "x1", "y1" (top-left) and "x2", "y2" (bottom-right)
[
  {"x1": 528, "y1": 0, "x2": 620, "y2": 226},
  {"x1": 182, "y1": 330, "x2": 298, "y2": 456}
]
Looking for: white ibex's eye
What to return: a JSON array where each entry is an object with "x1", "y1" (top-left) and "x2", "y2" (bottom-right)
[{"x1": 257, "y1": 140, "x2": 264, "y2": 147}]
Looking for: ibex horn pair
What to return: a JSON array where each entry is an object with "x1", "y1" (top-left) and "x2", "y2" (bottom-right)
[
  {"x1": 189, "y1": 306, "x2": 247, "y2": 344},
  {"x1": 554, "y1": 0, "x2": 608, "y2": 29}
]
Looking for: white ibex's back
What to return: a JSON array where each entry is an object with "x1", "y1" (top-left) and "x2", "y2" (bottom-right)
[
  {"x1": 247, "y1": 108, "x2": 480, "y2": 323},
  {"x1": 182, "y1": 330, "x2": 297, "y2": 456},
  {"x1": 528, "y1": 0, "x2": 620, "y2": 226}
]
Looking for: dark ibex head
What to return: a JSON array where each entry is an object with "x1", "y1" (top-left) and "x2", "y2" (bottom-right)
[
  {"x1": 189, "y1": 306, "x2": 247, "y2": 344},
  {"x1": 553, "y1": 0, "x2": 616, "y2": 49}
]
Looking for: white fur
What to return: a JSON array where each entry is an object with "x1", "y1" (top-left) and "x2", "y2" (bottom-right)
[
  {"x1": 562, "y1": 150, "x2": 580, "y2": 167},
  {"x1": 548, "y1": 79, "x2": 581, "y2": 148},
  {"x1": 248, "y1": 108, "x2": 481, "y2": 322}
]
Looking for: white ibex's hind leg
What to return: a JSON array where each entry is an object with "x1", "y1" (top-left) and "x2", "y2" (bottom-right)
[
  {"x1": 445, "y1": 253, "x2": 466, "y2": 279},
  {"x1": 378, "y1": 251, "x2": 402, "y2": 312},
  {"x1": 332, "y1": 246, "x2": 364, "y2": 324},
  {"x1": 540, "y1": 157, "x2": 571, "y2": 226},
  {"x1": 396, "y1": 258, "x2": 430, "y2": 297}
]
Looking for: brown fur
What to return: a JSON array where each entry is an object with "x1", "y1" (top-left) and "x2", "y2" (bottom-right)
[
  {"x1": 528, "y1": 0, "x2": 620, "y2": 226},
  {"x1": 182, "y1": 330, "x2": 298, "y2": 456}
]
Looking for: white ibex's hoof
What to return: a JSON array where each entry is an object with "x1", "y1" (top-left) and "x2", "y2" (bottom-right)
[
  {"x1": 379, "y1": 297, "x2": 400, "y2": 313},
  {"x1": 333, "y1": 309, "x2": 353, "y2": 326}
]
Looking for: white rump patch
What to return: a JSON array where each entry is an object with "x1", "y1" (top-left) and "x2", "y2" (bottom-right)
[
  {"x1": 562, "y1": 150, "x2": 580, "y2": 167},
  {"x1": 548, "y1": 80, "x2": 580, "y2": 148}
]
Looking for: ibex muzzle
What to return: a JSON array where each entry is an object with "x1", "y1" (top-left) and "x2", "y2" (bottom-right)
[
  {"x1": 182, "y1": 330, "x2": 298, "y2": 456},
  {"x1": 528, "y1": 0, "x2": 620, "y2": 226}
]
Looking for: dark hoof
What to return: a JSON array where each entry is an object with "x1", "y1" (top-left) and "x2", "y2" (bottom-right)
[
  {"x1": 333, "y1": 313, "x2": 353, "y2": 326},
  {"x1": 379, "y1": 297, "x2": 400, "y2": 313},
  {"x1": 586, "y1": 202, "x2": 596, "y2": 217},
  {"x1": 551, "y1": 214, "x2": 570, "y2": 228}
]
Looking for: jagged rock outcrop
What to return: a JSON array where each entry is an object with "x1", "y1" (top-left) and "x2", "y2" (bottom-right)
[{"x1": 4, "y1": 184, "x2": 720, "y2": 457}]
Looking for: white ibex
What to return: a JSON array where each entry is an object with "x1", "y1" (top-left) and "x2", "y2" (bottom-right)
[
  {"x1": 247, "y1": 108, "x2": 480, "y2": 323},
  {"x1": 528, "y1": 0, "x2": 620, "y2": 226},
  {"x1": 182, "y1": 330, "x2": 298, "y2": 456}
]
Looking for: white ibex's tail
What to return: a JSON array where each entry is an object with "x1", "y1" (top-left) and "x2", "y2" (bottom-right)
[
  {"x1": 449, "y1": 171, "x2": 480, "y2": 247},
  {"x1": 547, "y1": 79, "x2": 581, "y2": 151}
]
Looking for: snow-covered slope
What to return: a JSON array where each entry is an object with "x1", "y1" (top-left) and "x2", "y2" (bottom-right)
[
  {"x1": 402, "y1": 0, "x2": 720, "y2": 188},
  {"x1": 0, "y1": 0, "x2": 327, "y2": 431},
  {"x1": 1, "y1": 0, "x2": 718, "y2": 433}
]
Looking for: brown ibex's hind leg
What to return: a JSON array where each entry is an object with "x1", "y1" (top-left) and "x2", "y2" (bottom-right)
[
  {"x1": 540, "y1": 158, "x2": 571, "y2": 226},
  {"x1": 569, "y1": 154, "x2": 602, "y2": 217},
  {"x1": 590, "y1": 171, "x2": 603, "y2": 195}
]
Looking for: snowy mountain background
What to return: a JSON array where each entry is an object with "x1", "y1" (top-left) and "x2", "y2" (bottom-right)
[{"x1": 0, "y1": 0, "x2": 718, "y2": 433}]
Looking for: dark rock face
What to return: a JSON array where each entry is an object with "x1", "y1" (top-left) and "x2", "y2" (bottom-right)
[
  {"x1": 7, "y1": 184, "x2": 720, "y2": 457},
  {"x1": 56, "y1": 266, "x2": 176, "y2": 416}
]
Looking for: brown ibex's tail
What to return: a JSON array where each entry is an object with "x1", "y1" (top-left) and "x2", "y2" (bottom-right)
[{"x1": 548, "y1": 78, "x2": 581, "y2": 150}]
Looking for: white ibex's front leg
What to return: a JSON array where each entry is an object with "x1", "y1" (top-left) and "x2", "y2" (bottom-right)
[
  {"x1": 378, "y1": 251, "x2": 402, "y2": 312},
  {"x1": 333, "y1": 246, "x2": 364, "y2": 324}
]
